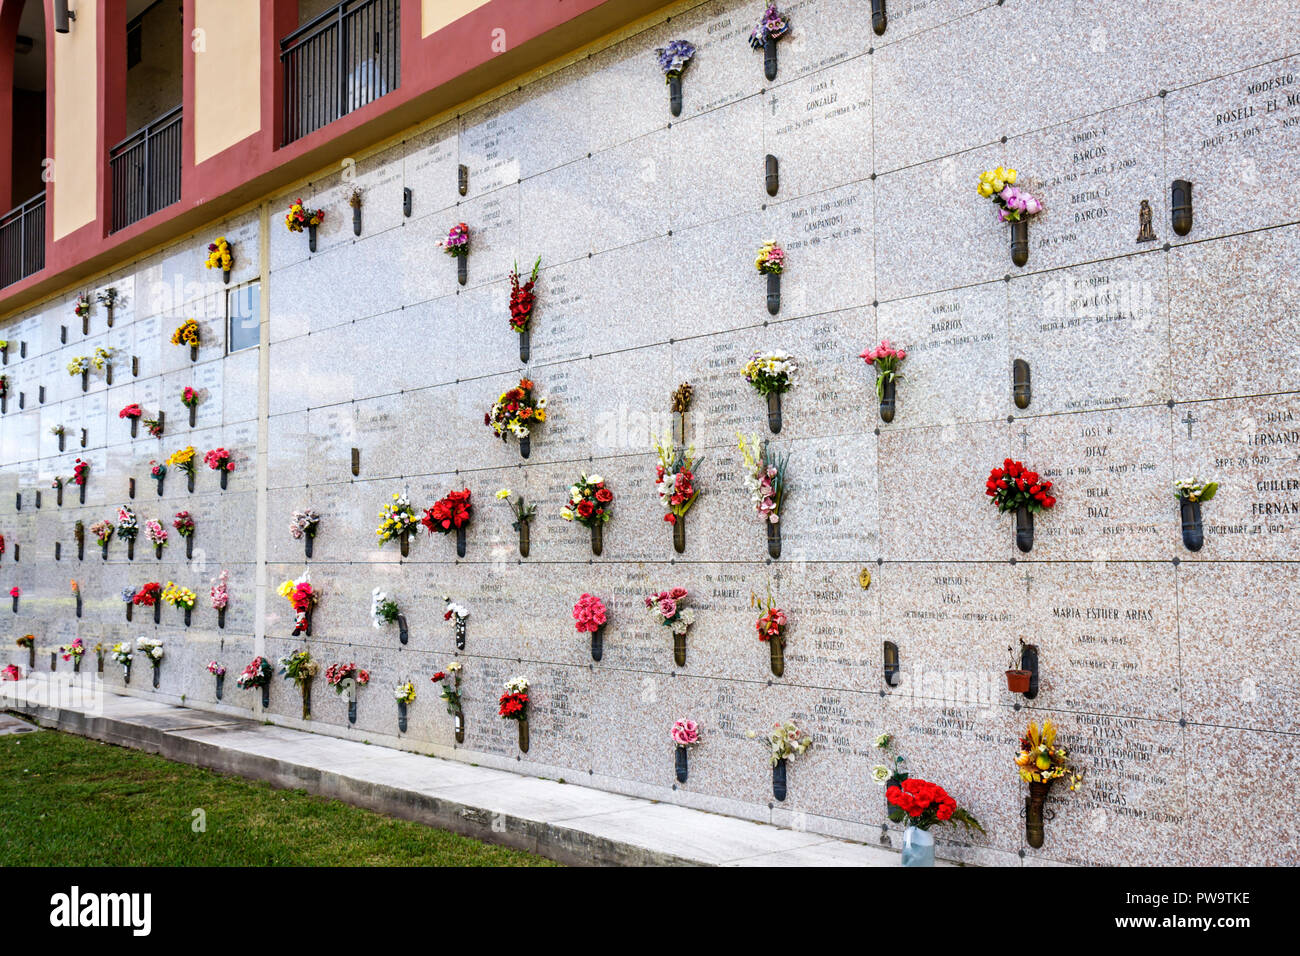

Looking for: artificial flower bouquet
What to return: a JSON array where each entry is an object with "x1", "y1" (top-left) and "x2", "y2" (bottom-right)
[
  {"x1": 181, "y1": 386, "x2": 199, "y2": 411},
  {"x1": 671, "y1": 719, "x2": 700, "y2": 748},
  {"x1": 860, "y1": 339, "x2": 906, "y2": 402},
  {"x1": 653, "y1": 432, "x2": 702, "y2": 549},
  {"x1": 656, "y1": 39, "x2": 695, "y2": 81},
  {"x1": 171, "y1": 319, "x2": 200, "y2": 349},
  {"x1": 749, "y1": 4, "x2": 790, "y2": 50},
  {"x1": 485, "y1": 378, "x2": 546, "y2": 449},
  {"x1": 325, "y1": 662, "x2": 370, "y2": 695},
  {"x1": 976, "y1": 166, "x2": 1043, "y2": 223},
  {"x1": 290, "y1": 509, "x2": 320, "y2": 540},
  {"x1": 204, "y1": 448, "x2": 235, "y2": 487},
  {"x1": 235, "y1": 656, "x2": 274, "y2": 691},
  {"x1": 172, "y1": 511, "x2": 195, "y2": 542},
  {"x1": 74, "y1": 293, "x2": 90, "y2": 320},
  {"x1": 278, "y1": 576, "x2": 315, "y2": 636},
  {"x1": 166, "y1": 445, "x2": 197, "y2": 479},
  {"x1": 431, "y1": 662, "x2": 463, "y2": 717},
  {"x1": 495, "y1": 488, "x2": 536, "y2": 532},
  {"x1": 572, "y1": 593, "x2": 607, "y2": 634},
  {"x1": 1174, "y1": 478, "x2": 1218, "y2": 503},
  {"x1": 561, "y1": 473, "x2": 613, "y2": 537},
  {"x1": 439, "y1": 222, "x2": 469, "y2": 257},
  {"x1": 742, "y1": 350, "x2": 797, "y2": 398},
  {"x1": 72, "y1": 458, "x2": 89, "y2": 486},
  {"x1": 498, "y1": 676, "x2": 529, "y2": 721},
  {"x1": 132, "y1": 582, "x2": 162, "y2": 607},
  {"x1": 737, "y1": 433, "x2": 787, "y2": 528},
  {"x1": 60, "y1": 637, "x2": 86, "y2": 666},
  {"x1": 206, "y1": 661, "x2": 226, "y2": 677},
  {"x1": 394, "y1": 682, "x2": 417, "y2": 704},
  {"x1": 508, "y1": 257, "x2": 541, "y2": 333},
  {"x1": 1015, "y1": 720, "x2": 1083, "y2": 790},
  {"x1": 280, "y1": 648, "x2": 320, "y2": 692},
  {"x1": 421, "y1": 489, "x2": 472, "y2": 551},
  {"x1": 210, "y1": 569, "x2": 229, "y2": 613},
  {"x1": 285, "y1": 199, "x2": 324, "y2": 233},
  {"x1": 647, "y1": 587, "x2": 694, "y2": 666},
  {"x1": 754, "y1": 240, "x2": 785, "y2": 274},
  {"x1": 986, "y1": 458, "x2": 1056, "y2": 513},
  {"x1": 886, "y1": 778, "x2": 985, "y2": 835},
  {"x1": 144, "y1": 519, "x2": 168, "y2": 552},
  {"x1": 137, "y1": 637, "x2": 164, "y2": 671},
  {"x1": 371, "y1": 588, "x2": 401, "y2": 629},
  {"x1": 376, "y1": 492, "x2": 419, "y2": 549},
  {"x1": 66, "y1": 356, "x2": 89, "y2": 377},
  {"x1": 150, "y1": 461, "x2": 167, "y2": 483},
  {"x1": 759, "y1": 719, "x2": 810, "y2": 766},
  {"x1": 162, "y1": 582, "x2": 197, "y2": 621},
  {"x1": 443, "y1": 596, "x2": 468, "y2": 650},
  {"x1": 111, "y1": 641, "x2": 133, "y2": 674},
  {"x1": 205, "y1": 237, "x2": 233, "y2": 274},
  {"x1": 91, "y1": 347, "x2": 114, "y2": 372},
  {"x1": 89, "y1": 519, "x2": 113, "y2": 550}
]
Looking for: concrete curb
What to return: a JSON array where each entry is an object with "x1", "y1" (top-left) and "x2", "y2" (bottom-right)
[{"x1": 7, "y1": 692, "x2": 912, "y2": 867}]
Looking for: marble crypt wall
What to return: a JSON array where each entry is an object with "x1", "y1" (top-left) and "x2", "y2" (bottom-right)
[{"x1": 3, "y1": 0, "x2": 1300, "y2": 866}]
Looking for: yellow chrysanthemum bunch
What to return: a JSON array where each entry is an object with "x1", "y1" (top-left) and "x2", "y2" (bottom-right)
[
  {"x1": 205, "y1": 237, "x2": 233, "y2": 271},
  {"x1": 165, "y1": 445, "x2": 197, "y2": 475},
  {"x1": 162, "y1": 581, "x2": 197, "y2": 610}
]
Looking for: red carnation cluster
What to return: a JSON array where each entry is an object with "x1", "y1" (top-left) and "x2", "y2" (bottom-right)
[
  {"x1": 986, "y1": 458, "x2": 1055, "y2": 513},
  {"x1": 887, "y1": 778, "x2": 957, "y2": 821},
  {"x1": 422, "y1": 489, "x2": 471, "y2": 534}
]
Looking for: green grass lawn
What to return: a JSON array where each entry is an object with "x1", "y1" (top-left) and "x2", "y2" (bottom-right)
[{"x1": 0, "y1": 726, "x2": 558, "y2": 867}]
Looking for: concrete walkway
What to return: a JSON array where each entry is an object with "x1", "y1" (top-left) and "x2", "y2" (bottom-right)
[{"x1": 5, "y1": 689, "x2": 914, "y2": 867}]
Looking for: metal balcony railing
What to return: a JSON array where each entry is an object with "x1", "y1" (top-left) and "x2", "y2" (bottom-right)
[
  {"x1": 109, "y1": 106, "x2": 183, "y2": 233},
  {"x1": 280, "y1": 0, "x2": 400, "y2": 145},
  {"x1": 0, "y1": 191, "x2": 45, "y2": 288}
]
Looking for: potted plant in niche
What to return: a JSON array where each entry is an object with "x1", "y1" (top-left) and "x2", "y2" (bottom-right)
[
  {"x1": 671, "y1": 719, "x2": 700, "y2": 783},
  {"x1": 754, "y1": 240, "x2": 785, "y2": 314},
  {"x1": 656, "y1": 39, "x2": 695, "y2": 116},
  {"x1": 985, "y1": 458, "x2": 1056, "y2": 553},
  {"x1": 498, "y1": 676, "x2": 530, "y2": 753},
  {"x1": 860, "y1": 339, "x2": 906, "y2": 423},
  {"x1": 976, "y1": 166, "x2": 1043, "y2": 267},
  {"x1": 1015, "y1": 720, "x2": 1083, "y2": 849},
  {"x1": 562, "y1": 473, "x2": 613, "y2": 556}
]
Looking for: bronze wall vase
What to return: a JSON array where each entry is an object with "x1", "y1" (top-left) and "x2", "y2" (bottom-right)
[
  {"x1": 766, "y1": 391, "x2": 782, "y2": 434},
  {"x1": 883, "y1": 641, "x2": 901, "y2": 687},
  {"x1": 397, "y1": 614, "x2": 409, "y2": 645},
  {"x1": 517, "y1": 717, "x2": 530, "y2": 753},
  {"x1": 1015, "y1": 505, "x2": 1034, "y2": 553},
  {"x1": 308, "y1": 223, "x2": 318, "y2": 253},
  {"x1": 675, "y1": 746, "x2": 689, "y2": 783},
  {"x1": 1010, "y1": 218, "x2": 1029, "y2": 267},
  {"x1": 518, "y1": 521, "x2": 530, "y2": 557},
  {"x1": 766, "y1": 520, "x2": 781, "y2": 559},
  {"x1": 672, "y1": 514, "x2": 686, "y2": 554},
  {"x1": 763, "y1": 34, "x2": 778, "y2": 81},
  {"x1": 398, "y1": 700, "x2": 408, "y2": 733},
  {"x1": 1171, "y1": 179, "x2": 1193, "y2": 236},
  {"x1": 769, "y1": 634, "x2": 785, "y2": 677},
  {"x1": 590, "y1": 625, "x2": 604, "y2": 662},
  {"x1": 668, "y1": 73, "x2": 683, "y2": 116},
  {"x1": 590, "y1": 522, "x2": 603, "y2": 556},
  {"x1": 302, "y1": 680, "x2": 313, "y2": 720},
  {"x1": 454, "y1": 712, "x2": 465, "y2": 743},
  {"x1": 214, "y1": 672, "x2": 224, "y2": 700},
  {"x1": 765, "y1": 154, "x2": 779, "y2": 196},
  {"x1": 871, "y1": 0, "x2": 888, "y2": 35},
  {"x1": 1013, "y1": 358, "x2": 1032, "y2": 409},
  {"x1": 673, "y1": 633, "x2": 687, "y2": 668},
  {"x1": 766, "y1": 272, "x2": 781, "y2": 315},
  {"x1": 1025, "y1": 780, "x2": 1051, "y2": 848}
]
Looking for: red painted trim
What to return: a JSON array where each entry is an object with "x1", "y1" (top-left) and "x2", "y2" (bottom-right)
[
  {"x1": 2, "y1": 0, "x2": 660, "y2": 311},
  {"x1": 0, "y1": 0, "x2": 24, "y2": 209}
]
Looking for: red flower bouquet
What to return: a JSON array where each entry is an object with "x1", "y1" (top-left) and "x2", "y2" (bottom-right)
[
  {"x1": 181, "y1": 387, "x2": 199, "y2": 409},
  {"x1": 119, "y1": 403, "x2": 143, "y2": 420},
  {"x1": 986, "y1": 458, "x2": 1055, "y2": 513},
  {"x1": 498, "y1": 676, "x2": 529, "y2": 721},
  {"x1": 133, "y1": 582, "x2": 162, "y2": 607},
  {"x1": 509, "y1": 257, "x2": 541, "y2": 333},
  {"x1": 886, "y1": 777, "x2": 984, "y2": 834},
  {"x1": 325, "y1": 662, "x2": 370, "y2": 694},
  {"x1": 421, "y1": 489, "x2": 472, "y2": 535},
  {"x1": 72, "y1": 458, "x2": 89, "y2": 486},
  {"x1": 204, "y1": 447, "x2": 235, "y2": 472},
  {"x1": 561, "y1": 473, "x2": 613, "y2": 528},
  {"x1": 572, "y1": 593, "x2": 607, "y2": 634}
]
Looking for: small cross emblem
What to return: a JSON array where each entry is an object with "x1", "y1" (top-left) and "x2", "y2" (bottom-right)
[
  {"x1": 1182, "y1": 411, "x2": 1199, "y2": 438},
  {"x1": 1018, "y1": 427, "x2": 1030, "y2": 449}
]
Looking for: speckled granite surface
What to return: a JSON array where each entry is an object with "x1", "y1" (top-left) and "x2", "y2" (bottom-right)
[{"x1": 3, "y1": 0, "x2": 1299, "y2": 865}]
